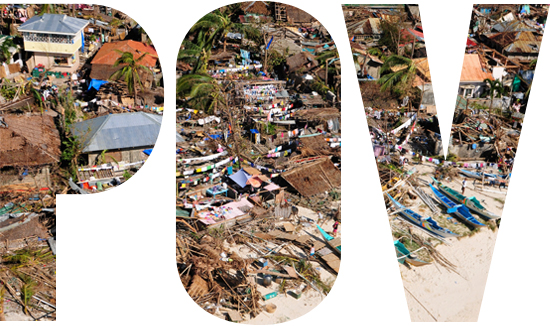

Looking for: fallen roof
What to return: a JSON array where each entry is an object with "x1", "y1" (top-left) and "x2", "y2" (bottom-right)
[
  {"x1": 493, "y1": 20, "x2": 536, "y2": 33},
  {"x1": 0, "y1": 114, "x2": 61, "y2": 168},
  {"x1": 287, "y1": 52, "x2": 319, "y2": 74},
  {"x1": 281, "y1": 157, "x2": 340, "y2": 197},
  {"x1": 91, "y1": 40, "x2": 158, "y2": 68},
  {"x1": 489, "y1": 31, "x2": 541, "y2": 53},
  {"x1": 460, "y1": 54, "x2": 494, "y2": 82},
  {"x1": 18, "y1": 14, "x2": 89, "y2": 35},
  {"x1": 413, "y1": 57, "x2": 430, "y2": 81},
  {"x1": 285, "y1": 4, "x2": 317, "y2": 23},
  {"x1": 71, "y1": 112, "x2": 180, "y2": 153},
  {"x1": 241, "y1": 1, "x2": 270, "y2": 15}
]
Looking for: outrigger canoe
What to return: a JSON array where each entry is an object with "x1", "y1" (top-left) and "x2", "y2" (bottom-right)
[
  {"x1": 386, "y1": 193, "x2": 458, "y2": 238},
  {"x1": 394, "y1": 240, "x2": 431, "y2": 267},
  {"x1": 316, "y1": 224, "x2": 341, "y2": 254},
  {"x1": 429, "y1": 184, "x2": 486, "y2": 228},
  {"x1": 432, "y1": 178, "x2": 500, "y2": 220},
  {"x1": 460, "y1": 169, "x2": 509, "y2": 180}
]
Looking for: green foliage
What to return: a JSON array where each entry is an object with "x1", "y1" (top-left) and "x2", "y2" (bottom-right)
[
  {"x1": 110, "y1": 50, "x2": 152, "y2": 102},
  {"x1": 123, "y1": 170, "x2": 132, "y2": 180},
  {"x1": 265, "y1": 122, "x2": 277, "y2": 135},
  {"x1": 0, "y1": 79, "x2": 16, "y2": 101},
  {"x1": 311, "y1": 79, "x2": 330, "y2": 96},
  {"x1": 378, "y1": 55, "x2": 417, "y2": 96},
  {"x1": 378, "y1": 20, "x2": 400, "y2": 53}
]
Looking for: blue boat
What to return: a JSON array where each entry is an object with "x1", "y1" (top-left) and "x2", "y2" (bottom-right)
[
  {"x1": 429, "y1": 184, "x2": 486, "y2": 228},
  {"x1": 386, "y1": 194, "x2": 458, "y2": 238},
  {"x1": 431, "y1": 178, "x2": 500, "y2": 220},
  {"x1": 460, "y1": 169, "x2": 508, "y2": 181}
]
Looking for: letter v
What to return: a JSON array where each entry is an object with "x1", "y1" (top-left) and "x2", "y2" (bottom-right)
[{"x1": 342, "y1": 3, "x2": 548, "y2": 322}]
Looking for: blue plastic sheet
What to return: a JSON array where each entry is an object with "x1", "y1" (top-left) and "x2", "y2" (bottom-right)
[{"x1": 88, "y1": 79, "x2": 109, "y2": 91}]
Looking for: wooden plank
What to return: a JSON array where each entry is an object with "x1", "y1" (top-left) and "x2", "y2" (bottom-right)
[
  {"x1": 328, "y1": 238, "x2": 341, "y2": 248},
  {"x1": 326, "y1": 260, "x2": 340, "y2": 273},
  {"x1": 316, "y1": 247, "x2": 332, "y2": 256},
  {"x1": 295, "y1": 235, "x2": 310, "y2": 244},
  {"x1": 282, "y1": 222, "x2": 295, "y2": 232},
  {"x1": 311, "y1": 240, "x2": 325, "y2": 250},
  {"x1": 283, "y1": 266, "x2": 298, "y2": 278},
  {"x1": 321, "y1": 253, "x2": 340, "y2": 263},
  {"x1": 249, "y1": 270, "x2": 296, "y2": 279},
  {"x1": 227, "y1": 310, "x2": 243, "y2": 322}
]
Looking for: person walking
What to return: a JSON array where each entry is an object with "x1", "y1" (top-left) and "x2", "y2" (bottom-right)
[
  {"x1": 309, "y1": 245, "x2": 315, "y2": 259},
  {"x1": 332, "y1": 220, "x2": 340, "y2": 237},
  {"x1": 462, "y1": 178, "x2": 467, "y2": 195}
]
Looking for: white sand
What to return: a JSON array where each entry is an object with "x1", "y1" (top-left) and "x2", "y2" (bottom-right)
[{"x1": 399, "y1": 161, "x2": 505, "y2": 321}]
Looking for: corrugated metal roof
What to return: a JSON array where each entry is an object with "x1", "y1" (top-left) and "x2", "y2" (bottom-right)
[
  {"x1": 493, "y1": 20, "x2": 535, "y2": 33},
  {"x1": 90, "y1": 40, "x2": 158, "y2": 67},
  {"x1": 460, "y1": 54, "x2": 494, "y2": 82},
  {"x1": 18, "y1": 14, "x2": 89, "y2": 35},
  {"x1": 72, "y1": 112, "x2": 180, "y2": 153}
]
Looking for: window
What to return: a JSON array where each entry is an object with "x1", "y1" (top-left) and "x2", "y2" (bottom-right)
[{"x1": 54, "y1": 56, "x2": 69, "y2": 66}]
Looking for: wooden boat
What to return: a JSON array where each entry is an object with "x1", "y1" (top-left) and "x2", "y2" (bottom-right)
[
  {"x1": 429, "y1": 184, "x2": 486, "y2": 228},
  {"x1": 315, "y1": 224, "x2": 341, "y2": 254},
  {"x1": 460, "y1": 169, "x2": 508, "y2": 180},
  {"x1": 394, "y1": 240, "x2": 431, "y2": 267},
  {"x1": 386, "y1": 194, "x2": 458, "y2": 238},
  {"x1": 432, "y1": 178, "x2": 500, "y2": 220}
]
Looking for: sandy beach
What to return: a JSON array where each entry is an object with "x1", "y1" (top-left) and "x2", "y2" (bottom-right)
[{"x1": 399, "y1": 160, "x2": 505, "y2": 322}]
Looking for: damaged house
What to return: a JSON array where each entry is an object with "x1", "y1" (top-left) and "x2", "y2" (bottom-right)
[
  {"x1": 89, "y1": 40, "x2": 160, "y2": 89},
  {"x1": 458, "y1": 53, "x2": 494, "y2": 98},
  {"x1": 0, "y1": 114, "x2": 60, "y2": 189}
]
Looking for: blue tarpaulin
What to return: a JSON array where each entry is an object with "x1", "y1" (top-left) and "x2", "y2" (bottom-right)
[
  {"x1": 81, "y1": 31, "x2": 85, "y2": 53},
  {"x1": 266, "y1": 36, "x2": 274, "y2": 50},
  {"x1": 229, "y1": 169, "x2": 251, "y2": 188},
  {"x1": 88, "y1": 79, "x2": 109, "y2": 91},
  {"x1": 143, "y1": 149, "x2": 153, "y2": 156},
  {"x1": 250, "y1": 129, "x2": 259, "y2": 134}
]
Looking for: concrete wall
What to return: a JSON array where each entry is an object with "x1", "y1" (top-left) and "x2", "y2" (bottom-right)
[
  {"x1": 448, "y1": 143, "x2": 496, "y2": 160},
  {"x1": 86, "y1": 148, "x2": 149, "y2": 166},
  {"x1": 33, "y1": 51, "x2": 80, "y2": 73},
  {"x1": 0, "y1": 166, "x2": 51, "y2": 188},
  {"x1": 23, "y1": 32, "x2": 82, "y2": 55}
]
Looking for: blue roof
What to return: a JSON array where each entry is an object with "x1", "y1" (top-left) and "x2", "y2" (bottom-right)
[
  {"x1": 229, "y1": 169, "x2": 250, "y2": 188},
  {"x1": 18, "y1": 14, "x2": 89, "y2": 35},
  {"x1": 72, "y1": 112, "x2": 183, "y2": 153}
]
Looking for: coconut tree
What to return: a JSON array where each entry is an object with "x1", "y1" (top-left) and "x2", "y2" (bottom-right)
[
  {"x1": 377, "y1": 54, "x2": 417, "y2": 97},
  {"x1": 189, "y1": 9, "x2": 260, "y2": 62},
  {"x1": 109, "y1": 50, "x2": 152, "y2": 105},
  {"x1": 483, "y1": 78, "x2": 506, "y2": 114},
  {"x1": 39, "y1": 4, "x2": 59, "y2": 14},
  {"x1": 0, "y1": 36, "x2": 18, "y2": 64}
]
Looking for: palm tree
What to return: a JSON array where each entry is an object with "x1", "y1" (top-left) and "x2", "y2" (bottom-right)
[
  {"x1": 39, "y1": 4, "x2": 59, "y2": 15},
  {"x1": 109, "y1": 50, "x2": 152, "y2": 105},
  {"x1": 176, "y1": 74, "x2": 226, "y2": 114},
  {"x1": 377, "y1": 55, "x2": 417, "y2": 97},
  {"x1": 0, "y1": 36, "x2": 18, "y2": 64},
  {"x1": 188, "y1": 9, "x2": 259, "y2": 64},
  {"x1": 483, "y1": 78, "x2": 506, "y2": 114}
]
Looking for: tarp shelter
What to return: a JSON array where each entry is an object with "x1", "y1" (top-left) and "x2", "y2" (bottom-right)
[
  {"x1": 88, "y1": 79, "x2": 109, "y2": 91},
  {"x1": 229, "y1": 169, "x2": 251, "y2": 188}
]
